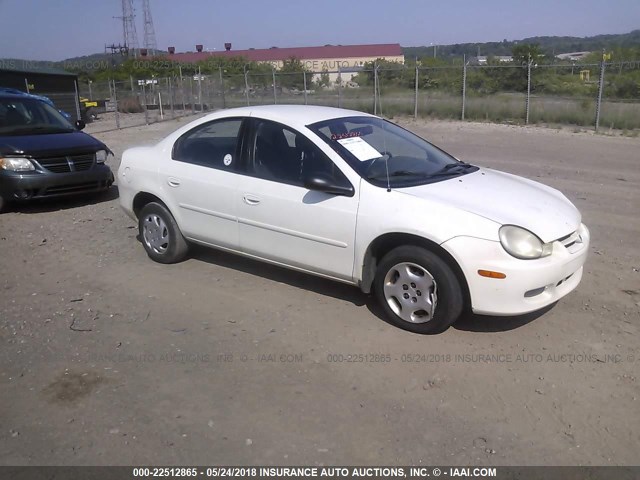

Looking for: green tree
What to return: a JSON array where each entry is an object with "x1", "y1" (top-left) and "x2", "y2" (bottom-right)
[
  {"x1": 512, "y1": 44, "x2": 543, "y2": 65},
  {"x1": 279, "y1": 57, "x2": 308, "y2": 90}
]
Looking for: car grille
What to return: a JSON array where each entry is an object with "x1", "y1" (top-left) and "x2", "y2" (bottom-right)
[
  {"x1": 37, "y1": 154, "x2": 95, "y2": 173},
  {"x1": 43, "y1": 181, "x2": 104, "y2": 196},
  {"x1": 557, "y1": 230, "x2": 584, "y2": 253}
]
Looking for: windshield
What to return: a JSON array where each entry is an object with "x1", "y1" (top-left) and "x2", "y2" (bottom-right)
[
  {"x1": 0, "y1": 97, "x2": 74, "y2": 136},
  {"x1": 308, "y1": 116, "x2": 477, "y2": 188}
]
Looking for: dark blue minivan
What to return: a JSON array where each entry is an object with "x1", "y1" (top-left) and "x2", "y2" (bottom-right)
[{"x1": 0, "y1": 92, "x2": 113, "y2": 212}]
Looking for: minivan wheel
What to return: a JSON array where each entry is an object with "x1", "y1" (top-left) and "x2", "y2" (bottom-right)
[
  {"x1": 374, "y1": 246, "x2": 463, "y2": 334},
  {"x1": 138, "y1": 202, "x2": 188, "y2": 264}
]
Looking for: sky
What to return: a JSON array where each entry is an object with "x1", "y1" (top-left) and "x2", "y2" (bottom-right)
[{"x1": 0, "y1": 0, "x2": 638, "y2": 61}]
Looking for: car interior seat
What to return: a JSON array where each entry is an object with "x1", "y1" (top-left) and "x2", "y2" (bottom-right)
[{"x1": 254, "y1": 123, "x2": 299, "y2": 182}]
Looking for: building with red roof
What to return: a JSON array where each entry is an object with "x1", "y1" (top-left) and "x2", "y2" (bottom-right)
[{"x1": 163, "y1": 43, "x2": 404, "y2": 79}]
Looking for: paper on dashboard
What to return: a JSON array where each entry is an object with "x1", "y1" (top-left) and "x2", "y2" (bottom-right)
[{"x1": 337, "y1": 137, "x2": 381, "y2": 161}]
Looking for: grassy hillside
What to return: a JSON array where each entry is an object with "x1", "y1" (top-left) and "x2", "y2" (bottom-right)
[{"x1": 403, "y1": 30, "x2": 640, "y2": 60}]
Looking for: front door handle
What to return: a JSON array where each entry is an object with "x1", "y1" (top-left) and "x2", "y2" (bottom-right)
[
  {"x1": 243, "y1": 194, "x2": 260, "y2": 206},
  {"x1": 167, "y1": 177, "x2": 181, "y2": 187}
]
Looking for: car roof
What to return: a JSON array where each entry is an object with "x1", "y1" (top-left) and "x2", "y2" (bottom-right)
[
  {"x1": 0, "y1": 91, "x2": 40, "y2": 100},
  {"x1": 205, "y1": 104, "x2": 376, "y2": 128}
]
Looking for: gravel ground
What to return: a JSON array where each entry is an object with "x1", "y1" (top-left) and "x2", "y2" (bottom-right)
[{"x1": 0, "y1": 115, "x2": 638, "y2": 466}]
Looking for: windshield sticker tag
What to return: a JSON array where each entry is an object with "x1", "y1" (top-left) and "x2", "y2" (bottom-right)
[
  {"x1": 223, "y1": 154, "x2": 233, "y2": 166},
  {"x1": 337, "y1": 137, "x2": 381, "y2": 161}
]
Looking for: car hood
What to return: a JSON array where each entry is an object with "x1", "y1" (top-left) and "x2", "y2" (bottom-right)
[
  {"x1": 398, "y1": 168, "x2": 581, "y2": 243},
  {"x1": 0, "y1": 131, "x2": 105, "y2": 157}
]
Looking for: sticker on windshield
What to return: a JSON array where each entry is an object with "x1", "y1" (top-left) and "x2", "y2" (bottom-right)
[
  {"x1": 223, "y1": 154, "x2": 233, "y2": 166},
  {"x1": 337, "y1": 137, "x2": 381, "y2": 162}
]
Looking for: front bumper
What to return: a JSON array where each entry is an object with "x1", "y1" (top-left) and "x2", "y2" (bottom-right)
[
  {"x1": 0, "y1": 165, "x2": 114, "y2": 201},
  {"x1": 442, "y1": 224, "x2": 590, "y2": 316}
]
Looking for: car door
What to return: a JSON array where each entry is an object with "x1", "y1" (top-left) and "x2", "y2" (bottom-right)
[
  {"x1": 161, "y1": 117, "x2": 245, "y2": 250},
  {"x1": 236, "y1": 118, "x2": 359, "y2": 281}
]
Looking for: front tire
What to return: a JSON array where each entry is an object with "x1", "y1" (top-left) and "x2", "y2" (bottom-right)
[
  {"x1": 374, "y1": 246, "x2": 463, "y2": 334},
  {"x1": 138, "y1": 202, "x2": 188, "y2": 264}
]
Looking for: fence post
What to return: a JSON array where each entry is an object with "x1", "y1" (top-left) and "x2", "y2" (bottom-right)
[
  {"x1": 272, "y1": 68, "x2": 277, "y2": 104},
  {"x1": 244, "y1": 66, "x2": 250, "y2": 106},
  {"x1": 373, "y1": 63, "x2": 378, "y2": 115},
  {"x1": 337, "y1": 66, "x2": 343, "y2": 108},
  {"x1": 595, "y1": 54, "x2": 605, "y2": 132},
  {"x1": 73, "y1": 79, "x2": 81, "y2": 122},
  {"x1": 169, "y1": 77, "x2": 175, "y2": 118},
  {"x1": 113, "y1": 80, "x2": 120, "y2": 129},
  {"x1": 88, "y1": 80, "x2": 93, "y2": 100},
  {"x1": 189, "y1": 77, "x2": 195, "y2": 114},
  {"x1": 414, "y1": 65, "x2": 419, "y2": 119},
  {"x1": 142, "y1": 83, "x2": 149, "y2": 125},
  {"x1": 130, "y1": 75, "x2": 134, "y2": 93},
  {"x1": 461, "y1": 55, "x2": 467, "y2": 121},
  {"x1": 158, "y1": 90, "x2": 164, "y2": 120},
  {"x1": 198, "y1": 67, "x2": 203, "y2": 112},
  {"x1": 525, "y1": 55, "x2": 532, "y2": 125},
  {"x1": 303, "y1": 71, "x2": 308, "y2": 105},
  {"x1": 219, "y1": 67, "x2": 226, "y2": 109}
]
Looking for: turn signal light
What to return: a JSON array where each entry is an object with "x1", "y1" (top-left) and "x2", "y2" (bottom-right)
[{"x1": 478, "y1": 269, "x2": 506, "y2": 279}]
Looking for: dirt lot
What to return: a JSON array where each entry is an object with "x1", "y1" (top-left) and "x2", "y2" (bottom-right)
[{"x1": 1, "y1": 115, "x2": 638, "y2": 466}]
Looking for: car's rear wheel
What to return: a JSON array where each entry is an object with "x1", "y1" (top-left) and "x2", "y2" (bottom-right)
[
  {"x1": 138, "y1": 202, "x2": 188, "y2": 264},
  {"x1": 0, "y1": 195, "x2": 5, "y2": 213},
  {"x1": 374, "y1": 246, "x2": 463, "y2": 334}
]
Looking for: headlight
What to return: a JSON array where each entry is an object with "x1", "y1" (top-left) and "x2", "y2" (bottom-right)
[
  {"x1": 0, "y1": 156, "x2": 35, "y2": 172},
  {"x1": 499, "y1": 225, "x2": 553, "y2": 260},
  {"x1": 95, "y1": 150, "x2": 108, "y2": 163}
]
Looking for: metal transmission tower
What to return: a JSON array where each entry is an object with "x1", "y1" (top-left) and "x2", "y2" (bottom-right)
[
  {"x1": 142, "y1": 0, "x2": 158, "y2": 53},
  {"x1": 114, "y1": 0, "x2": 139, "y2": 56}
]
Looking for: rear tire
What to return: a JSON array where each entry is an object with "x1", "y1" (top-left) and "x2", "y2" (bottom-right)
[
  {"x1": 138, "y1": 202, "x2": 188, "y2": 264},
  {"x1": 0, "y1": 195, "x2": 5, "y2": 213},
  {"x1": 374, "y1": 246, "x2": 463, "y2": 334}
]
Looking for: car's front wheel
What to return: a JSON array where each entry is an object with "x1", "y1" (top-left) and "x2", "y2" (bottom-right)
[
  {"x1": 138, "y1": 202, "x2": 189, "y2": 264},
  {"x1": 374, "y1": 246, "x2": 463, "y2": 334}
]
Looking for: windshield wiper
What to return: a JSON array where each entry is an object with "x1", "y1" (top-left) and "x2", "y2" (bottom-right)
[
  {"x1": 367, "y1": 170, "x2": 430, "y2": 180},
  {"x1": 429, "y1": 162, "x2": 475, "y2": 177}
]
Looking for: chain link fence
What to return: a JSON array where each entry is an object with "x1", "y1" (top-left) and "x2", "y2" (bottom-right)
[{"x1": 79, "y1": 61, "x2": 640, "y2": 134}]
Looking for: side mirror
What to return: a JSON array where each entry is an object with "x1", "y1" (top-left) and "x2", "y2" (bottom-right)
[
  {"x1": 75, "y1": 120, "x2": 86, "y2": 130},
  {"x1": 304, "y1": 173, "x2": 354, "y2": 197}
]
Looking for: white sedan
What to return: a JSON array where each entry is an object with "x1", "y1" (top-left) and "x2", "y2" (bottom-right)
[{"x1": 118, "y1": 105, "x2": 589, "y2": 334}]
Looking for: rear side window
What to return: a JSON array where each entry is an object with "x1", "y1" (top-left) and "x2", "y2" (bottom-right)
[{"x1": 172, "y1": 118, "x2": 242, "y2": 170}]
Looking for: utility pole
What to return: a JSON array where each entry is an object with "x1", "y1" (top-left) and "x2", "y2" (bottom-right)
[
  {"x1": 142, "y1": 0, "x2": 158, "y2": 52},
  {"x1": 114, "y1": 0, "x2": 139, "y2": 57}
]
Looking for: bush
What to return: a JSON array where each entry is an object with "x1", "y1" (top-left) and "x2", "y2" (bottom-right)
[{"x1": 118, "y1": 96, "x2": 144, "y2": 113}]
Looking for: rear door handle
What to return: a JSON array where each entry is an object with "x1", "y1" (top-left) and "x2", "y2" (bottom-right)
[
  {"x1": 243, "y1": 194, "x2": 260, "y2": 205},
  {"x1": 167, "y1": 177, "x2": 181, "y2": 187}
]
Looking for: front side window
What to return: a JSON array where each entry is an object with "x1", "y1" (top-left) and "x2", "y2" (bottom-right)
[
  {"x1": 309, "y1": 116, "x2": 478, "y2": 188},
  {"x1": 172, "y1": 118, "x2": 242, "y2": 169},
  {"x1": 249, "y1": 119, "x2": 351, "y2": 188}
]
